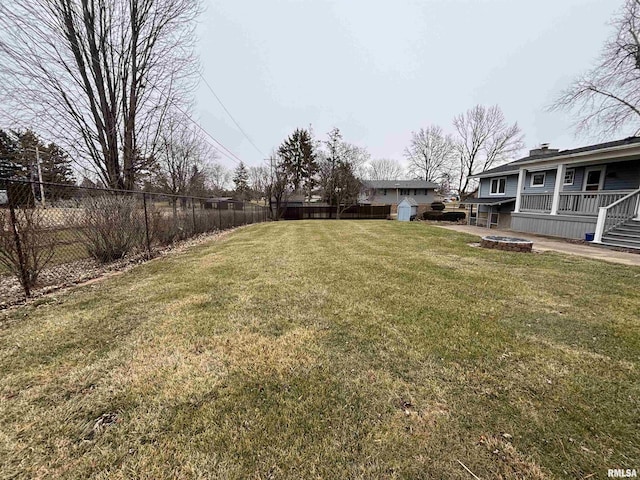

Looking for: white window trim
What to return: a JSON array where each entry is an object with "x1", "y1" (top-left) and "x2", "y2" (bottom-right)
[
  {"x1": 489, "y1": 177, "x2": 507, "y2": 196},
  {"x1": 563, "y1": 168, "x2": 575, "y2": 186},
  {"x1": 530, "y1": 172, "x2": 546, "y2": 187},
  {"x1": 583, "y1": 166, "x2": 606, "y2": 191}
]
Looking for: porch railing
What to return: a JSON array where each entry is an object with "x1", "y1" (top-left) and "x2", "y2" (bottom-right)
[
  {"x1": 558, "y1": 191, "x2": 632, "y2": 216},
  {"x1": 520, "y1": 193, "x2": 553, "y2": 213},
  {"x1": 594, "y1": 188, "x2": 640, "y2": 242}
]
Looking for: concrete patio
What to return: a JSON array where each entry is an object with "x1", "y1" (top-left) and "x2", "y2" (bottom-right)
[{"x1": 435, "y1": 224, "x2": 640, "y2": 267}]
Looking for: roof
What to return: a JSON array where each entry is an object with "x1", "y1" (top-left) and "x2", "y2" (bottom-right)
[
  {"x1": 398, "y1": 197, "x2": 418, "y2": 207},
  {"x1": 206, "y1": 197, "x2": 240, "y2": 202},
  {"x1": 463, "y1": 197, "x2": 516, "y2": 206},
  {"x1": 470, "y1": 136, "x2": 640, "y2": 179},
  {"x1": 363, "y1": 180, "x2": 439, "y2": 189}
]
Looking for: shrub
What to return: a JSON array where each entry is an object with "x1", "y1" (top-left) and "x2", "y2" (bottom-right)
[
  {"x1": 421, "y1": 211, "x2": 466, "y2": 222},
  {"x1": 430, "y1": 201, "x2": 445, "y2": 211},
  {"x1": 0, "y1": 207, "x2": 55, "y2": 295},
  {"x1": 442, "y1": 211, "x2": 466, "y2": 221},
  {"x1": 81, "y1": 195, "x2": 146, "y2": 263},
  {"x1": 422, "y1": 211, "x2": 443, "y2": 220},
  {"x1": 149, "y1": 208, "x2": 194, "y2": 246}
]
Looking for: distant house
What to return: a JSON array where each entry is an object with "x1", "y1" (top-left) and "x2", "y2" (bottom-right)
[
  {"x1": 203, "y1": 197, "x2": 244, "y2": 209},
  {"x1": 362, "y1": 180, "x2": 439, "y2": 214},
  {"x1": 465, "y1": 137, "x2": 640, "y2": 249}
]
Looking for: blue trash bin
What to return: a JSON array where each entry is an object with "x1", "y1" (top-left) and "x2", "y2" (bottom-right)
[{"x1": 585, "y1": 232, "x2": 595, "y2": 242}]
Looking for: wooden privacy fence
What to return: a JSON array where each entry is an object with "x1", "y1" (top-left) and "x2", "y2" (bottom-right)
[{"x1": 282, "y1": 205, "x2": 391, "y2": 220}]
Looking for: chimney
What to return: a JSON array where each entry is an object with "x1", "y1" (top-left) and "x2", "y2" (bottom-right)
[{"x1": 529, "y1": 143, "x2": 559, "y2": 157}]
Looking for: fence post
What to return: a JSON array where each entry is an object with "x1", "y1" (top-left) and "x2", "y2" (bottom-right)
[
  {"x1": 8, "y1": 190, "x2": 30, "y2": 297},
  {"x1": 142, "y1": 192, "x2": 152, "y2": 256},
  {"x1": 218, "y1": 202, "x2": 222, "y2": 229},
  {"x1": 191, "y1": 199, "x2": 196, "y2": 233},
  {"x1": 233, "y1": 204, "x2": 237, "y2": 226}
]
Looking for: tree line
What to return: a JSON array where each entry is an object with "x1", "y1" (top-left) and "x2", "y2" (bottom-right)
[{"x1": 1, "y1": 0, "x2": 637, "y2": 209}]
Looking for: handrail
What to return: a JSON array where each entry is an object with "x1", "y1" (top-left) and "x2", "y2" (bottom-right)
[
  {"x1": 600, "y1": 187, "x2": 640, "y2": 210},
  {"x1": 593, "y1": 188, "x2": 640, "y2": 242}
]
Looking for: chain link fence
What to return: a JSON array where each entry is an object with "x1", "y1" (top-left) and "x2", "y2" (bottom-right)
[{"x1": 0, "y1": 179, "x2": 269, "y2": 303}]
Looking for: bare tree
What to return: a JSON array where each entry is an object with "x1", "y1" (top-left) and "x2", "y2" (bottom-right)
[
  {"x1": 265, "y1": 153, "x2": 293, "y2": 220},
  {"x1": 208, "y1": 163, "x2": 232, "y2": 195},
  {"x1": 404, "y1": 126, "x2": 456, "y2": 182},
  {"x1": 319, "y1": 128, "x2": 364, "y2": 219},
  {"x1": 249, "y1": 165, "x2": 269, "y2": 204},
  {"x1": 552, "y1": 0, "x2": 640, "y2": 137},
  {"x1": 0, "y1": 0, "x2": 200, "y2": 190},
  {"x1": 364, "y1": 158, "x2": 405, "y2": 180},
  {"x1": 152, "y1": 112, "x2": 216, "y2": 198},
  {"x1": 453, "y1": 105, "x2": 524, "y2": 197}
]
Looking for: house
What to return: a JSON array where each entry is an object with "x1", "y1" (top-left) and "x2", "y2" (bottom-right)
[
  {"x1": 203, "y1": 197, "x2": 244, "y2": 209},
  {"x1": 397, "y1": 197, "x2": 418, "y2": 221},
  {"x1": 362, "y1": 180, "x2": 439, "y2": 215},
  {"x1": 465, "y1": 137, "x2": 640, "y2": 249}
]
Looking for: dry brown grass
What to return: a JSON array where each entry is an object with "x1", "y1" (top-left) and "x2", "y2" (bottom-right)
[{"x1": 1, "y1": 220, "x2": 638, "y2": 478}]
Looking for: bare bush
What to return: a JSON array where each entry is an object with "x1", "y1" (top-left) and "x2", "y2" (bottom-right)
[
  {"x1": 81, "y1": 196, "x2": 146, "y2": 263},
  {"x1": 149, "y1": 208, "x2": 194, "y2": 246},
  {"x1": 0, "y1": 207, "x2": 55, "y2": 295}
]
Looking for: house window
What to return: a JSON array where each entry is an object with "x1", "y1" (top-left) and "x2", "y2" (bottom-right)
[
  {"x1": 563, "y1": 169, "x2": 575, "y2": 186},
  {"x1": 489, "y1": 177, "x2": 506, "y2": 195},
  {"x1": 584, "y1": 167, "x2": 604, "y2": 191},
  {"x1": 530, "y1": 172, "x2": 546, "y2": 187}
]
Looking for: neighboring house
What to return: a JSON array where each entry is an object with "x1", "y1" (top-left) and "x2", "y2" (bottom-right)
[
  {"x1": 362, "y1": 180, "x2": 439, "y2": 214},
  {"x1": 203, "y1": 197, "x2": 244, "y2": 209},
  {"x1": 466, "y1": 137, "x2": 640, "y2": 249}
]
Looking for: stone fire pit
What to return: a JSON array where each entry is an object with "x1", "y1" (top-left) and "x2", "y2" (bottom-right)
[{"x1": 480, "y1": 235, "x2": 533, "y2": 253}]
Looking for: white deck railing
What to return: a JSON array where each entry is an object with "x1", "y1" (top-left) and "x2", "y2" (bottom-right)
[
  {"x1": 594, "y1": 188, "x2": 640, "y2": 242},
  {"x1": 521, "y1": 190, "x2": 633, "y2": 215},
  {"x1": 557, "y1": 191, "x2": 632, "y2": 215},
  {"x1": 520, "y1": 193, "x2": 553, "y2": 213}
]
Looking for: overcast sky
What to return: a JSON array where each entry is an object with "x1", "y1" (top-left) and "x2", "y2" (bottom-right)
[{"x1": 195, "y1": 0, "x2": 621, "y2": 170}]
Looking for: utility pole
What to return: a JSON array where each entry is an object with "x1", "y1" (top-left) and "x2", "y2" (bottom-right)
[{"x1": 35, "y1": 145, "x2": 45, "y2": 207}]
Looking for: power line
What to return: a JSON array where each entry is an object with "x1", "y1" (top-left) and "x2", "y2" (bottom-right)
[
  {"x1": 171, "y1": 102, "x2": 246, "y2": 166},
  {"x1": 198, "y1": 72, "x2": 267, "y2": 159}
]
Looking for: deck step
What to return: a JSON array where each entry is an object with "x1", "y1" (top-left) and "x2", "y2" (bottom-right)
[
  {"x1": 601, "y1": 239, "x2": 640, "y2": 250},
  {"x1": 599, "y1": 218, "x2": 640, "y2": 249},
  {"x1": 604, "y1": 231, "x2": 640, "y2": 240},
  {"x1": 601, "y1": 235, "x2": 640, "y2": 248},
  {"x1": 608, "y1": 227, "x2": 640, "y2": 236}
]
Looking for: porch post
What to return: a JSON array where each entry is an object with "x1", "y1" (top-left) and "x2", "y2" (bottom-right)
[
  {"x1": 514, "y1": 168, "x2": 526, "y2": 213},
  {"x1": 550, "y1": 164, "x2": 565, "y2": 215},
  {"x1": 594, "y1": 207, "x2": 607, "y2": 243}
]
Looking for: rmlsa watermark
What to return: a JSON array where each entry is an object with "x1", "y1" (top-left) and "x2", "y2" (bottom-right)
[{"x1": 608, "y1": 469, "x2": 638, "y2": 478}]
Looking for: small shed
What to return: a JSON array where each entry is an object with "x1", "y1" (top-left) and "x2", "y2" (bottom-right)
[{"x1": 397, "y1": 197, "x2": 418, "y2": 221}]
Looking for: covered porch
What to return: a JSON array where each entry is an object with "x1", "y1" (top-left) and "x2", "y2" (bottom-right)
[
  {"x1": 512, "y1": 158, "x2": 640, "y2": 240},
  {"x1": 466, "y1": 197, "x2": 515, "y2": 229}
]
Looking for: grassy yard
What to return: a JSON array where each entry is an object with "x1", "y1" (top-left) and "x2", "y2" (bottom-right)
[{"x1": 1, "y1": 221, "x2": 638, "y2": 479}]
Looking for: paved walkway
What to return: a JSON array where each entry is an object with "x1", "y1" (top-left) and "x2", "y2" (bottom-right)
[{"x1": 435, "y1": 224, "x2": 640, "y2": 267}]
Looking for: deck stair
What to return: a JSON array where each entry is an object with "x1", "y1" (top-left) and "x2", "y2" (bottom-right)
[{"x1": 601, "y1": 219, "x2": 640, "y2": 250}]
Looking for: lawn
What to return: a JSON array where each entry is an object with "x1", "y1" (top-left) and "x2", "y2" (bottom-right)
[{"x1": 1, "y1": 221, "x2": 638, "y2": 479}]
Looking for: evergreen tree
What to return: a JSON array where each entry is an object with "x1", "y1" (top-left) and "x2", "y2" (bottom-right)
[
  {"x1": 0, "y1": 129, "x2": 75, "y2": 185},
  {"x1": 277, "y1": 128, "x2": 317, "y2": 202},
  {"x1": 0, "y1": 129, "x2": 23, "y2": 179},
  {"x1": 233, "y1": 161, "x2": 250, "y2": 201}
]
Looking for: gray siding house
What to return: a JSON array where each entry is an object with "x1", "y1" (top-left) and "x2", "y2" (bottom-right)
[
  {"x1": 466, "y1": 137, "x2": 640, "y2": 249},
  {"x1": 362, "y1": 180, "x2": 439, "y2": 214}
]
